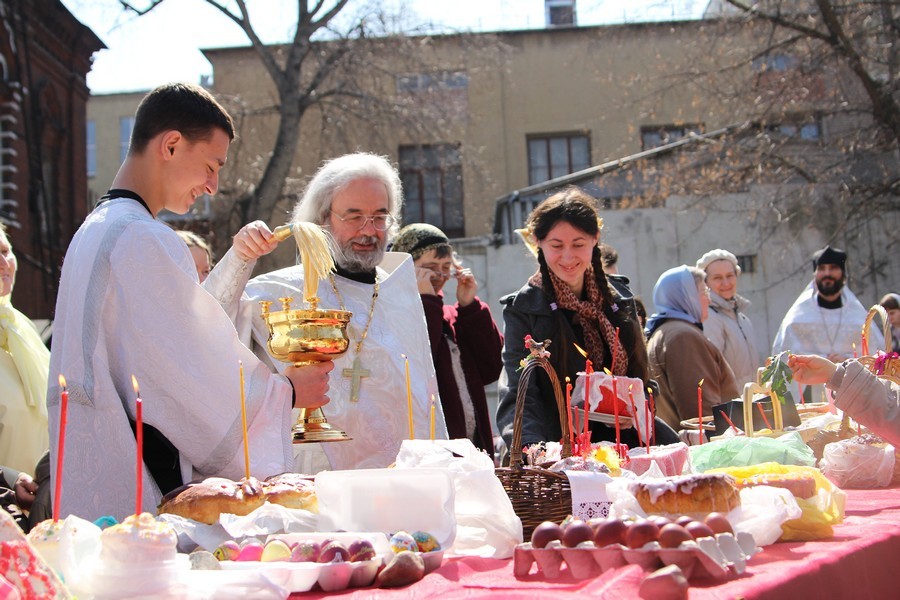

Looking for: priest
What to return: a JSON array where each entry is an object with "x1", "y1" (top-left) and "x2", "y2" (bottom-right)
[{"x1": 208, "y1": 153, "x2": 448, "y2": 473}]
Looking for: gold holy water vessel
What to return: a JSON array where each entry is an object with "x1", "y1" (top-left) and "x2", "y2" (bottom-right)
[{"x1": 259, "y1": 224, "x2": 352, "y2": 443}]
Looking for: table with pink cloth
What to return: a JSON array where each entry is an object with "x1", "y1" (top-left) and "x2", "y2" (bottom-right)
[{"x1": 296, "y1": 485, "x2": 900, "y2": 599}]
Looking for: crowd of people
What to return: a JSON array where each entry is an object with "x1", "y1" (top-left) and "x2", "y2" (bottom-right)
[{"x1": 2, "y1": 82, "x2": 898, "y2": 528}]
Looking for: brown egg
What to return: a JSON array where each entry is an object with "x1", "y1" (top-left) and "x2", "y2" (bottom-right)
[
  {"x1": 657, "y1": 524, "x2": 693, "y2": 549},
  {"x1": 593, "y1": 519, "x2": 629, "y2": 547},
  {"x1": 649, "y1": 515, "x2": 673, "y2": 529},
  {"x1": 674, "y1": 516, "x2": 695, "y2": 528},
  {"x1": 531, "y1": 521, "x2": 564, "y2": 549},
  {"x1": 562, "y1": 520, "x2": 594, "y2": 547},
  {"x1": 625, "y1": 520, "x2": 660, "y2": 549},
  {"x1": 704, "y1": 513, "x2": 734, "y2": 535},
  {"x1": 685, "y1": 521, "x2": 715, "y2": 540}
]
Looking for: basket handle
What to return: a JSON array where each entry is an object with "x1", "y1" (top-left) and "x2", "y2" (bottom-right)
[
  {"x1": 508, "y1": 352, "x2": 571, "y2": 469},
  {"x1": 862, "y1": 305, "x2": 892, "y2": 355},
  {"x1": 741, "y1": 381, "x2": 784, "y2": 437}
]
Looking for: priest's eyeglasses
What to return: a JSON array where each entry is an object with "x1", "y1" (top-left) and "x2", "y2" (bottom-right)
[{"x1": 330, "y1": 211, "x2": 395, "y2": 231}]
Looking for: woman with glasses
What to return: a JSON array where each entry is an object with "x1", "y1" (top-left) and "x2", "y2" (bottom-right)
[
  {"x1": 645, "y1": 265, "x2": 740, "y2": 438},
  {"x1": 391, "y1": 224, "x2": 503, "y2": 459}
]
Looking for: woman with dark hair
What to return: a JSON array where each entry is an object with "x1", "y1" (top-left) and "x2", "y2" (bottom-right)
[{"x1": 496, "y1": 187, "x2": 678, "y2": 452}]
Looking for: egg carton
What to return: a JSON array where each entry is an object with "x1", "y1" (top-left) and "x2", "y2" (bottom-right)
[{"x1": 513, "y1": 531, "x2": 759, "y2": 581}]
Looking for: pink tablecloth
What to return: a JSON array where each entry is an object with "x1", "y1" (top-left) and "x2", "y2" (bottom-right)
[{"x1": 296, "y1": 485, "x2": 900, "y2": 599}]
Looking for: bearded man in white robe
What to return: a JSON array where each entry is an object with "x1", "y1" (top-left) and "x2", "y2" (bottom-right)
[
  {"x1": 772, "y1": 246, "x2": 882, "y2": 402},
  {"x1": 208, "y1": 153, "x2": 448, "y2": 473},
  {"x1": 48, "y1": 84, "x2": 331, "y2": 522}
]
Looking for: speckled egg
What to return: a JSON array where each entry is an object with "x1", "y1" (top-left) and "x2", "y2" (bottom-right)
[
  {"x1": 389, "y1": 531, "x2": 418, "y2": 553},
  {"x1": 411, "y1": 531, "x2": 440, "y2": 553},
  {"x1": 213, "y1": 540, "x2": 240, "y2": 561}
]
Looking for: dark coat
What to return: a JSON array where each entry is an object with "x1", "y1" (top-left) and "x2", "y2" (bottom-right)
[
  {"x1": 497, "y1": 275, "x2": 678, "y2": 451},
  {"x1": 422, "y1": 293, "x2": 503, "y2": 458}
]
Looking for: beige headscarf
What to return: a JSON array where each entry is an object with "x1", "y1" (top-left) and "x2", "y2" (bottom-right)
[{"x1": 0, "y1": 294, "x2": 50, "y2": 417}]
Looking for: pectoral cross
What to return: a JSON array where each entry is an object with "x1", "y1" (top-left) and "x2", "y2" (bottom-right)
[{"x1": 342, "y1": 356, "x2": 370, "y2": 403}]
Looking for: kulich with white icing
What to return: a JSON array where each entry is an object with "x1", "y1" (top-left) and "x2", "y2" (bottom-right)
[
  {"x1": 630, "y1": 473, "x2": 740, "y2": 516},
  {"x1": 100, "y1": 512, "x2": 177, "y2": 564}
]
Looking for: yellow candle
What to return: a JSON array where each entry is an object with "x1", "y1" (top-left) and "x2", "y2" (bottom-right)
[
  {"x1": 430, "y1": 394, "x2": 436, "y2": 441},
  {"x1": 403, "y1": 354, "x2": 414, "y2": 439},
  {"x1": 239, "y1": 361, "x2": 250, "y2": 480}
]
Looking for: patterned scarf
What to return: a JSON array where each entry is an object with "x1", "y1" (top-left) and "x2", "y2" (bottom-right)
[{"x1": 530, "y1": 268, "x2": 628, "y2": 375}]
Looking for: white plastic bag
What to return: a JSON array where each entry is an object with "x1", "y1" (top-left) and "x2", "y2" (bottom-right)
[
  {"x1": 395, "y1": 439, "x2": 523, "y2": 558},
  {"x1": 820, "y1": 439, "x2": 895, "y2": 488},
  {"x1": 730, "y1": 486, "x2": 802, "y2": 546}
]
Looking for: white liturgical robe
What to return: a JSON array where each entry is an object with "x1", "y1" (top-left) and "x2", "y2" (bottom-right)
[
  {"x1": 207, "y1": 250, "x2": 448, "y2": 473},
  {"x1": 772, "y1": 281, "x2": 883, "y2": 359},
  {"x1": 48, "y1": 199, "x2": 294, "y2": 522}
]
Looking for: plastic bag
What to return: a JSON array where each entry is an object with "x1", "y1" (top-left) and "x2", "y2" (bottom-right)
[
  {"x1": 689, "y1": 431, "x2": 816, "y2": 473},
  {"x1": 707, "y1": 463, "x2": 845, "y2": 541},
  {"x1": 820, "y1": 438, "x2": 895, "y2": 489},
  {"x1": 395, "y1": 439, "x2": 522, "y2": 558}
]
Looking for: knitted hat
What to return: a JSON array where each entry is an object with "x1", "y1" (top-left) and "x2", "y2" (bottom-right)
[
  {"x1": 390, "y1": 223, "x2": 450, "y2": 260},
  {"x1": 812, "y1": 245, "x2": 846, "y2": 270},
  {"x1": 696, "y1": 249, "x2": 741, "y2": 275}
]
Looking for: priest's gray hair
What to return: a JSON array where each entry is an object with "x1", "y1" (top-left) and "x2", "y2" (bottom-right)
[{"x1": 292, "y1": 152, "x2": 403, "y2": 240}]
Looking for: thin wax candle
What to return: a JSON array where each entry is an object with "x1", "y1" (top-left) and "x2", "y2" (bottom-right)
[
  {"x1": 430, "y1": 394, "x2": 436, "y2": 441},
  {"x1": 53, "y1": 375, "x2": 68, "y2": 522},
  {"x1": 403, "y1": 354, "x2": 414, "y2": 439},
  {"x1": 565, "y1": 377, "x2": 573, "y2": 448},
  {"x1": 239, "y1": 361, "x2": 250, "y2": 480},
  {"x1": 132, "y1": 375, "x2": 143, "y2": 515},
  {"x1": 697, "y1": 378, "x2": 705, "y2": 445}
]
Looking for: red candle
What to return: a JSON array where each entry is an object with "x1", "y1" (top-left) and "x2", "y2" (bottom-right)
[
  {"x1": 756, "y1": 401, "x2": 772, "y2": 430},
  {"x1": 853, "y1": 343, "x2": 858, "y2": 359},
  {"x1": 565, "y1": 377, "x2": 573, "y2": 447},
  {"x1": 697, "y1": 379, "x2": 705, "y2": 445},
  {"x1": 53, "y1": 375, "x2": 69, "y2": 522},
  {"x1": 719, "y1": 409, "x2": 740, "y2": 434},
  {"x1": 583, "y1": 365, "x2": 592, "y2": 443},
  {"x1": 132, "y1": 375, "x2": 143, "y2": 516},
  {"x1": 647, "y1": 387, "x2": 656, "y2": 446}
]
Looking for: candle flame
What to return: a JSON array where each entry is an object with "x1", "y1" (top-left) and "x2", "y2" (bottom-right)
[
  {"x1": 647, "y1": 387, "x2": 653, "y2": 395},
  {"x1": 400, "y1": 353, "x2": 408, "y2": 360},
  {"x1": 59, "y1": 374, "x2": 66, "y2": 388},
  {"x1": 430, "y1": 393, "x2": 435, "y2": 407},
  {"x1": 629, "y1": 384, "x2": 634, "y2": 391},
  {"x1": 603, "y1": 367, "x2": 612, "y2": 375},
  {"x1": 573, "y1": 343, "x2": 587, "y2": 358},
  {"x1": 565, "y1": 376, "x2": 571, "y2": 383},
  {"x1": 698, "y1": 378, "x2": 705, "y2": 387},
  {"x1": 131, "y1": 375, "x2": 140, "y2": 396}
]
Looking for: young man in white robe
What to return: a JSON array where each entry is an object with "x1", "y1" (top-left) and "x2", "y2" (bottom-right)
[
  {"x1": 772, "y1": 245, "x2": 883, "y2": 402},
  {"x1": 48, "y1": 83, "x2": 332, "y2": 522},
  {"x1": 207, "y1": 153, "x2": 448, "y2": 474}
]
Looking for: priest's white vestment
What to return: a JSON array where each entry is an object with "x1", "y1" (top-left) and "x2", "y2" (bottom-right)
[
  {"x1": 772, "y1": 281, "x2": 883, "y2": 359},
  {"x1": 208, "y1": 250, "x2": 448, "y2": 473},
  {"x1": 48, "y1": 199, "x2": 294, "y2": 522}
]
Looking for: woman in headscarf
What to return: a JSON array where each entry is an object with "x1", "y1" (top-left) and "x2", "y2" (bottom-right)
[
  {"x1": 391, "y1": 223, "x2": 503, "y2": 458},
  {"x1": 879, "y1": 293, "x2": 900, "y2": 351},
  {"x1": 0, "y1": 223, "x2": 50, "y2": 474},
  {"x1": 497, "y1": 187, "x2": 678, "y2": 452},
  {"x1": 645, "y1": 265, "x2": 740, "y2": 434}
]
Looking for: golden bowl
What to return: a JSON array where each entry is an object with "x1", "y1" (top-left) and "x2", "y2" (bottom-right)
[{"x1": 261, "y1": 298, "x2": 351, "y2": 365}]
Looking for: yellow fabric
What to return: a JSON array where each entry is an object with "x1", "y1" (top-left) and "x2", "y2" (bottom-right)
[
  {"x1": 708, "y1": 462, "x2": 846, "y2": 541},
  {"x1": 0, "y1": 294, "x2": 50, "y2": 473}
]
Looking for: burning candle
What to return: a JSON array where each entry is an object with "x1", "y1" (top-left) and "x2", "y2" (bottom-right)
[
  {"x1": 565, "y1": 377, "x2": 573, "y2": 447},
  {"x1": 239, "y1": 361, "x2": 250, "y2": 480},
  {"x1": 697, "y1": 379, "x2": 705, "y2": 445},
  {"x1": 53, "y1": 375, "x2": 69, "y2": 522},
  {"x1": 402, "y1": 354, "x2": 414, "y2": 439},
  {"x1": 132, "y1": 375, "x2": 143, "y2": 516},
  {"x1": 647, "y1": 387, "x2": 656, "y2": 446},
  {"x1": 430, "y1": 394, "x2": 436, "y2": 441},
  {"x1": 853, "y1": 342, "x2": 858, "y2": 359}
]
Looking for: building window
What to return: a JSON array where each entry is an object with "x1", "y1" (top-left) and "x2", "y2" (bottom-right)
[
  {"x1": 527, "y1": 133, "x2": 590, "y2": 186},
  {"x1": 736, "y1": 254, "x2": 756, "y2": 274},
  {"x1": 752, "y1": 53, "x2": 798, "y2": 73},
  {"x1": 640, "y1": 124, "x2": 704, "y2": 151},
  {"x1": 86, "y1": 119, "x2": 96, "y2": 177},
  {"x1": 399, "y1": 144, "x2": 464, "y2": 238},
  {"x1": 396, "y1": 71, "x2": 468, "y2": 93},
  {"x1": 119, "y1": 116, "x2": 134, "y2": 162},
  {"x1": 765, "y1": 115, "x2": 821, "y2": 141},
  {"x1": 546, "y1": 0, "x2": 577, "y2": 26}
]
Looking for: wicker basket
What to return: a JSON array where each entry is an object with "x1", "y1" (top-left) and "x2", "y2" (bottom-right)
[
  {"x1": 495, "y1": 340, "x2": 572, "y2": 539},
  {"x1": 857, "y1": 305, "x2": 899, "y2": 385}
]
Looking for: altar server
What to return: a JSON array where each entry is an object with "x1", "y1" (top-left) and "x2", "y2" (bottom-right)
[{"x1": 48, "y1": 83, "x2": 330, "y2": 522}]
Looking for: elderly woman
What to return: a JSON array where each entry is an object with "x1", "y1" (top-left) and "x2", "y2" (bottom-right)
[
  {"x1": 497, "y1": 188, "x2": 678, "y2": 452},
  {"x1": 696, "y1": 249, "x2": 759, "y2": 388},
  {"x1": 0, "y1": 224, "x2": 50, "y2": 475},
  {"x1": 646, "y1": 265, "x2": 740, "y2": 435}
]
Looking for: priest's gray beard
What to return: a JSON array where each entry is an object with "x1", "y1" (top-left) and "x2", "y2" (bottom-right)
[{"x1": 333, "y1": 234, "x2": 387, "y2": 272}]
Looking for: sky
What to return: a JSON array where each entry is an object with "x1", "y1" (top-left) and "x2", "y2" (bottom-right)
[{"x1": 60, "y1": 0, "x2": 706, "y2": 94}]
